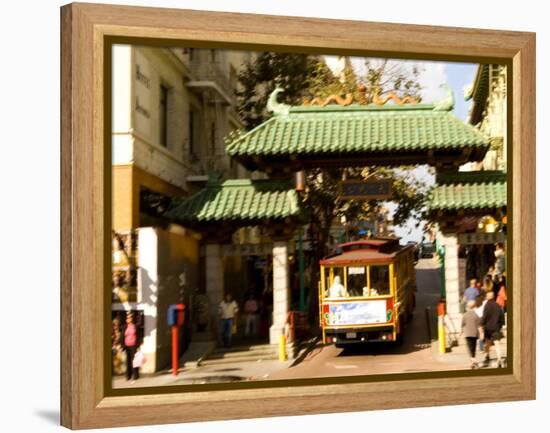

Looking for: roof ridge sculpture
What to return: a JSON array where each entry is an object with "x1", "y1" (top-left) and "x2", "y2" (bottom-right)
[
  {"x1": 433, "y1": 83, "x2": 455, "y2": 111},
  {"x1": 266, "y1": 86, "x2": 290, "y2": 116},
  {"x1": 301, "y1": 84, "x2": 422, "y2": 107}
]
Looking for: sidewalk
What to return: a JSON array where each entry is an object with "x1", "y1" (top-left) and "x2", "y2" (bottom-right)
[
  {"x1": 112, "y1": 337, "x2": 318, "y2": 388},
  {"x1": 432, "y1": 327, "x2": 508, "y2": 369}
]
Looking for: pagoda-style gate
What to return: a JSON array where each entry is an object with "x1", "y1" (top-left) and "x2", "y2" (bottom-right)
[{"x1": 167, "y1": 86, "x2": 499, "y2": 345}]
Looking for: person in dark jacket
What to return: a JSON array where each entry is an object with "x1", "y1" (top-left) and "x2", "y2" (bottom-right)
[{"x1": 481, "y1": 291, "x2": 505, "y2": 367}]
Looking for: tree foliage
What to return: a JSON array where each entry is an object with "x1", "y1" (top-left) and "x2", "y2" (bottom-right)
[
  {"x1": 236, "y1": 53, "x2": 319, "y2": 130},
  {"x1": 235, "y1": 53, "x2": 431, "y2": 313}
]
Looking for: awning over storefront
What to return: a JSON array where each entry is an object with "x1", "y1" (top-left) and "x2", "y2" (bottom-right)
[
  {"x1": 428, "y1": 171, "x2": 507, "y2": 213},
  {"x1": 225, "y1": 87, "x2": 489, "y2": 173}
]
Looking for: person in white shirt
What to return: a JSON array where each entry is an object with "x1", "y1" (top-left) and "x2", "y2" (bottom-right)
[
  {"x1": 218, "y1": 293, "x2": 239, "y2": 347},
  {"x1": 327, "y1": 276, "x2": 347, "y2": 298},
  {"x1": 474, "y1": 296, "x2": 488, "y2": 353}
]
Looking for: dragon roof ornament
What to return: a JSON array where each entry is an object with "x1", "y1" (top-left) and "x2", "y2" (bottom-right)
[
  {"x1": 266, "y1": 86, "x2": 290, "y2": 116},
  {"x1": 433, "y1": 83, "x2": 455, "y2": 111},
  {"x1": 301, "y1": 84, "x2": 422, "y2": 107}
]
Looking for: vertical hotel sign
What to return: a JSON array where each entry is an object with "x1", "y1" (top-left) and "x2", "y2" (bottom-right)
[{"x1": 338, "y1": 179, "x2": 392, "y2": 200}]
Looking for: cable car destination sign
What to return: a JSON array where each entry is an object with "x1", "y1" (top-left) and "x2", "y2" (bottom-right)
[{"x1": 338, "y1": 179, "x2": 392, "y2": 200}]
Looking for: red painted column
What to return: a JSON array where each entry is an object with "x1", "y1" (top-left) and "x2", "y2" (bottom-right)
[{"x1": 172, "y1": 325, "x2": 179, "y2": 376}]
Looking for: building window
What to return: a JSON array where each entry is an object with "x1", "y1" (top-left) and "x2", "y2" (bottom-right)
[
  {"x1": 189, "y1": 109, "x2": 196, "y2": 157},
  {"x1": 159, "y1": 84, "x2": 168, "y2": 147},
  {"x1": 210, "y1": 122, "x2": 216, "y2": 155},
  {"x1": 230, "y1": 65, "x2": 238, "y2": 91},
  {"x1": 210, "y1": 49, "x2": 217, "y2": 63}
]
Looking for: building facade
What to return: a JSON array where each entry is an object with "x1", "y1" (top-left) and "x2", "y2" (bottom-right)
[
  {"x1": 464, "y1": 64, "x2": 507, "y2": 172},
  {"x1": 111, "y1": 46, "x2": 254, "y2": 373},
  {"x1": 435, "y1": 64, "x2": 508, "y2": 337}
]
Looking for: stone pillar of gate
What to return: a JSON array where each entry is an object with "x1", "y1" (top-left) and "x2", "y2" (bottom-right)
[
  {"x1": 439, "y1": 231, "x2": 465, "y2": 336},
  {"x1": 269, "y1": 241, "x2": 290, "y2": 345},
  {"x1": 205, "y1": 243, "x2": 224, "y2": 337}
]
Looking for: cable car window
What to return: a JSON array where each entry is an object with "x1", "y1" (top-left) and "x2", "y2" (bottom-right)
[
  {"x1": 347, "y1": 266, "x2": 366, "y2": 297},
  {"x1": 326, "y1": 267, "x2": 347, "y2": 298},
  {"x1": 368, "y1": 265, "x2": 390, "y2": 296}
]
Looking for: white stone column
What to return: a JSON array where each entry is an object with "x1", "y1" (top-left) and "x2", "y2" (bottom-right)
[
  {"x1": 205, "y1": 243, "x2": 224, "y2": 335},
  {"x1": 136, "y1": 227, "x2": 158, "y2": 373},
  {"x1": 439, "y1": 232, "x2": 464, "y2": 335},
  {"x1": 270, "y1": 241, "x2": 290, "y2": 345}
]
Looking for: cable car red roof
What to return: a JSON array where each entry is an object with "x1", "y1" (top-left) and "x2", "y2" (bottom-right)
[{"x1": 320, "y1": 238, "x2": 413, "y2": 266}]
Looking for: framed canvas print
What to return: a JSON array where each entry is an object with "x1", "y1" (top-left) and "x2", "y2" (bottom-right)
[{"x1": 60, "y1": 2, "x2": 536, "y2": 429}]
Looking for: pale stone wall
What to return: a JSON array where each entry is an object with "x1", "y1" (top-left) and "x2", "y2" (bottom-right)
[
  {"x1": 270, "y1": 242, "x2": 290, "y2": 344},
  {"x1": 112, "y1": 45, "x2": 253, "y2": 189},
  {"x1": 439, "y1": 233, "x2": 466, "y2": 335},
  {"x1": 134, "y1": 227, "x2": 199, "y2": 373},
  {"x1": 112, "y1": 45, "x2": 133, "y2": 135},
  {"x1": 205, "y1": 244, "x2": 224, "y2": 336},
  {"x1": 155, "y1": 228, "x2": 199, "y2": 371},
  {"x1": 131, "y1": 47, "x2": 191, "y2": 190},
  {"x1": 136, "y1": 227, "x2": 159, "y2": 373}
]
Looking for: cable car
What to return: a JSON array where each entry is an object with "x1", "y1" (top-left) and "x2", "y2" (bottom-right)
[{"x1": 318, "y1": 238, "x2": 416, "y2": 346}]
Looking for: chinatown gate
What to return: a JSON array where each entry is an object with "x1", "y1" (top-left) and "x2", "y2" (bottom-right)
[{"x1": 167, "y1": 85, "x2": 506, "y2": 348}]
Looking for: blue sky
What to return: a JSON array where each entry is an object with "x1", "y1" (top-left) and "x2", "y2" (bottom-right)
[{"x1": 446, "y1": 62, "x2": 478, "y2": 121}]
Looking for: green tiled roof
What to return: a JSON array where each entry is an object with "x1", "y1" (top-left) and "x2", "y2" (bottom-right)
[
  {"x1": 468, "y1": 64, "x2": 490, "y2": 125},
  {"x1": 226, "y1": 104, "x2": 488, "y2": 157},
  {"x1": 435, "y1": 170, "x2": 506, "y2": 185},
  {"x1": 428, "y1": 171, "x2": 507, "y2": 211},
  {"x1": 166, "y1": 179, "x2": 301, "y2": 223}
]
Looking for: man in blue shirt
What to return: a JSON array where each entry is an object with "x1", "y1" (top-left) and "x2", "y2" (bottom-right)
[{"x1": 463, "y1": 278, "x2": 480, "y2": 306}]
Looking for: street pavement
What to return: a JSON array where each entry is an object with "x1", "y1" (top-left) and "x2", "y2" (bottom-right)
[
  {"x1": 113, "y1": 258, "x2": 507, "y2": 388},
  {"x1": 268, "y1": 257, "x2": 507, "y2": 380}
]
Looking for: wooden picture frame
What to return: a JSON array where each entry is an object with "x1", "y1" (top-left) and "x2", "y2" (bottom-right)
[{"x1": 61, "y1": 2, "x2": 535, "y2": 429}]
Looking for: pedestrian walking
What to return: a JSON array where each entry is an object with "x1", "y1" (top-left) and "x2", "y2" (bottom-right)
[
  {"x1": 474, "y1": 295, "x2": 488, "y2": 352},
  {"x1": 496, "y1": 275, "x2": 507, "y2": 311},
  {"x1": 131, "y1": 345, "x2": 146, "y2": 382},
  {"x1": 482, "y1": 276, "x2": 494, "y2": 299},
  {"x1": 481, "y1": 291, "x2": 505, "y2": 368},
  {"x1": 123, "y1": 312, "x2": 138, "y2": 381},
  {"x1": 463, "y1": 278, "x2": 480, "y2": 309},
  {"x1": 494, "y1": 242, "x2": 506, "y2": 276},
  {"x1": 485, "y1": 265, "x2": 496, "y2": 281},
  {"x1": 244, "y1": 293, "x2": 259, "y2": 337},
  {"x1": 461, "y1": 300, "x2": 482, "y2": 369},
  {"x1": 218, "y1": 293, "x2": 239, "y2": 347}
]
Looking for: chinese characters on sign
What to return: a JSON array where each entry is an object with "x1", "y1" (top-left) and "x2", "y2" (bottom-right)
[
  {"x1": 457, "y1": 232, "x2": 506, "y2": 245},
  {"x1": 338, "y1": 180, "x2": 392, "y2": 200}
]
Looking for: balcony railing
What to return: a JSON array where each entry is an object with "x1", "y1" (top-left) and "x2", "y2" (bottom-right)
[{"x1": 189, "y1": 60, "x2": 237, "y2": 105}]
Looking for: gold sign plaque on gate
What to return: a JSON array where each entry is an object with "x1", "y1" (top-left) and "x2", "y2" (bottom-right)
[{"x1": 338, "y1": 179, "x2": 392, "y2": 200}]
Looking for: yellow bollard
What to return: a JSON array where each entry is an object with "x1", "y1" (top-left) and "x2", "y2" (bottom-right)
[
  {"x1": 279, "y1": 334, "x2": 287, "y2": 361},
  {"x1": 438, "y1": 315, "x2": 446, "y2": 354}
]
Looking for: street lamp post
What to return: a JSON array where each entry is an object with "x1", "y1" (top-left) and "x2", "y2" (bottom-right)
[
  {"x1": 298, "y1": 226, "x2": 305, "y2": 311},
  {"x1": 295, "y1": 170, "x2": 306, "y2": 312}
]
